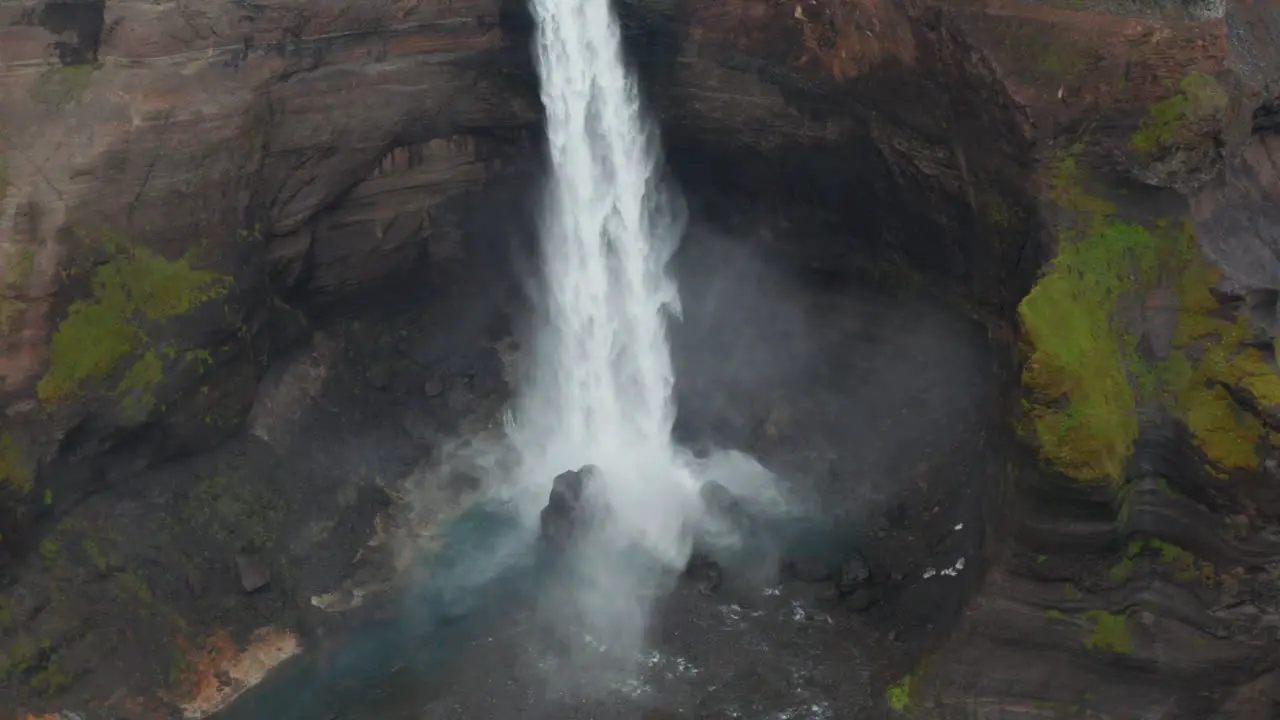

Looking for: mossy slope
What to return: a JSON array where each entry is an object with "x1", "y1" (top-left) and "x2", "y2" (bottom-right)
[
  {"x1": 0, "y1": 431, "x2": 33, "y2": 496},
  {"x1": 1131, "y1": 71, "x2": 1228, "y2": 157},
  {"x1": 1019, "y1": 145, "x2": 1156, "y2": 484},
  {"x1": 1020, "y1": 144, "x2": 1280, "y2": 481},
  {"x1": 37, "y1": 235, "x2": 231, "y2": 412}
]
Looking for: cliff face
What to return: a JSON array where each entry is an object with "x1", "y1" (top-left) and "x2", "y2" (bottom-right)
[
  {"x1": 0, "y1": 1, "x2": 538, "y2": 714},
  {"x1": 3, "y1": 0, "x2": 1280, "y2": 716},
  {"x1": 640, "y1": 0, "x2": 1280, "y2": 716},
  {"x1": 0, "y1": 0, "x2": 537, "y2": 557}
]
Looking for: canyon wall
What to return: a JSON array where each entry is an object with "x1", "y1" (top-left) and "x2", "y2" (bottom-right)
[
  {"x1": 640, "y1": 0, "x2": 1280, "y2": 716},
  {"x1": 2, "y1": 0, "x2": 1280, "y2": 717},
  {"x1": 0, "y1": 0, "x2": 538, "y2": 559}
]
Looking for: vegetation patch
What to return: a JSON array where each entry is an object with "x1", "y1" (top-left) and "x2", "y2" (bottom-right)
[
  {"x1": 1108, "y1": 538, "x2": 1213, "y2": 585},
  {"x1": 0, "y1": 635, "x2": 74, "y2": 696},
  {"x1": 1023, "y1": 144, "x2": 1280, "y2": 480},
  {"x1": 5, "y1": 248, "x2": 36, "y2": 291},
  {"x1": 1, "y1": 247, "x2": 35, "y2": 336},
  {"x1": 1155, "y1": 226, "x2": 1275, "y2": 471},
  {"x1": 886, "y1": 671, "x2": 915, "y2": 714},
  {"x1": 37, "y1": 233, "x2": 231, "y2": 412},
  {"x1": 1082, "y1": 610, "x2": 1133, "y2": 654},
  {"x1": 29, "y1": 63, "x2": 96, "y2": 109},
  {"x1": 1046, "y1": 608, "x2": 1134, "y2": 654},
  {"x1": 1131, "y1": 71, "x2": 1228, "y2": 156},
  {"x1": 1019, "y1": 145, "x2": 1157, "y2": 483},
  {"x1": 0, "y1": 430, "x2": 34, "y2": 495},
  {"x1": 180, "y1": 473, "x2": 285, "y2": 553}
]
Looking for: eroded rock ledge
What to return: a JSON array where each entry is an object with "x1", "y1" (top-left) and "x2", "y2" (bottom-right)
[{"x1": 1, "y1": 0, "x2": 1280, "y2": 717}]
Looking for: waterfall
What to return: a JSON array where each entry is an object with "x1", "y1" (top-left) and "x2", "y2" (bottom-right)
[{"x1": 512, "y1": 0, "x2": 700, "y2": 567}]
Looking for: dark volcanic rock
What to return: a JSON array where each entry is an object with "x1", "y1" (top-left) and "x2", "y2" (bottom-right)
[
  {"x1": 837, "y1": 552, "x2": 871, "y2": 594},
  {"x1": 539, "y1": 465, "x2": 601, "y2": 548},
  {"x1": 684, "y1": 553, "x2": 724, "y2": 596},
  {"x1": 234, "y1": 554, "x2": 272, "y2": 594},
  {"x1": 783, "y1": 557, "x2": 834, "y2": 583}
]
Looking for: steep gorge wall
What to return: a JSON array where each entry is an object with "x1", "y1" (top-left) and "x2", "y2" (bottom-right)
[
  {"x1": 0, "y1": 0, "x2": 540, "y2": 565},
  {"x1": 2, "y1": 0, "x2": 1280, "y2": 717},
  {"x1": 632, "y1": 0, "x2": 1280, "y2": 716}
]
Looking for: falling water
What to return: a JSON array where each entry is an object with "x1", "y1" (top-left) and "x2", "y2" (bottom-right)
[{"x1": 511, "y1": 0, "x2": 701, "y2": 567}]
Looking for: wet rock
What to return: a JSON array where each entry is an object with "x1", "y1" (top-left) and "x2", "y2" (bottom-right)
[
  {"x1": 844, "y1": 587, "x2": 877, "y2": 612},
  {"x1": 837, "y1": 552, "x2": 871, "y2": 595},
  {"x1": 784, "y1": 557, "x2": 834, "y2": 583},
  {"x1": 366, "y1": 360, "x2": 391, "y2": 390},
  {"x1": 539, "y1": 465, "x2": 600, "y2": 547},
  {"x1": 234, "y1": 554, "x2": 271, "y2": 594},
  {"x1": 699, "y1": 480, "x2": 743, "y2": 518},
  {"x1": 186, "y1": 568, "x2": 205, "y2": 598},
  {"x1": 423, "y1": 376, "x2": 445, "y2": 397},
  {"x1": 699, "y1": 480, "x2": 753, "y2": 537},
  {"x1": 684, "y1": 553, "x2": 724, "y2": 595}
]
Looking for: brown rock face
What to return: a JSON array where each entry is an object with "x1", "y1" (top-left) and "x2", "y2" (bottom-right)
[{"x1": 0, "y1": 0, "x2": 537, "y2": 559}]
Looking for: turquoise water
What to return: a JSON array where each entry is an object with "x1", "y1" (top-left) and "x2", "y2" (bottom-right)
[{"x1": 213, "y1": 504, "x2": 541, "y2": 720}]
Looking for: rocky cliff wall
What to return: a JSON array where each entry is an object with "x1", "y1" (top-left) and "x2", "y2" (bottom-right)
[
  {"x1": 634, "y1": 0, "x2": 1280, "y2": 716},
  {"x1": 0, "y1": 0, "x2": 540, "y2": 563},
  {"x1": 2, "y1": 0, "x2": 1280, "y2": 717}
]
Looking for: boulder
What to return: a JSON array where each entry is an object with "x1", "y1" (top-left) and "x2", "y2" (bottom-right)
[{"x1": 538, "y1": 464, "x2": 600, "y2": 547}]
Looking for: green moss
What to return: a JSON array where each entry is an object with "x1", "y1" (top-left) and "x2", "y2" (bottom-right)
[
  {"x1": 6, "y1": 248, "x2": 36, "y2": 291},
  {"x1": 1184, "y1": 384, "x2": 1262, "y2": 469},
  {"x1": 37, "y1": 235, "x2": 231, "y2": 410},
  {"x1": 1131, "y1": 71, "x2": 1228, "y2": 155},
  {"x1": 182, "y1": 472, "x2": 285, "y2": 552},
  {"x1": 112, "y1": 570, "x2": 155, "y2": 607},
  {"x1": 39, "y1": 536, "x2": 61, "y2": 565},
  {"x1": 1146, "y1": 539, "x2": 1203, "y2": 582},
  {"x1": 886, "y1": 672, "x2": 915, "y2": 714},
  {"x1": 1157, "y1": 228, "x2": 1275, "y2": 471},
  {"x1": 1027, "y1": 154, "x2": 1280, "y2": 478},
  {"x1": 1108, "y1": 538, "x2": 1214, "y2": 586},
  {"x1": 1020, "y1": 146, "x2": 1157, "y2": 483},
  {"x1": 82, "y1": 537, "x2": 110, "y2": 573},
  {"x1": 30, "y1": 63, "x2": 96, "y2": 109},
  {"x1": 29, "y1": 650, "x2": 73, "y2": 696},
  {"x1": 1082, "y1": 610, "x2": 1133, "y2": 654},
  {"x1": 0, "y1": 297, "x2": 27, "y2": 336},
  {"x1": 0, "y1": 635, "x2": 71, "y2": 695},
  {"x1": 1109, "y1": 554, "x2": 1136, "y2": 584},
  {"x1": 0, "y1": 637, "x2": 41, "y2": 676},
  {"x1": 0, "y1": 431, "x2": 34, "y2": 495},
  {"x1": 984, "y1": 192, "x2": 1024, "y2": 231}
]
